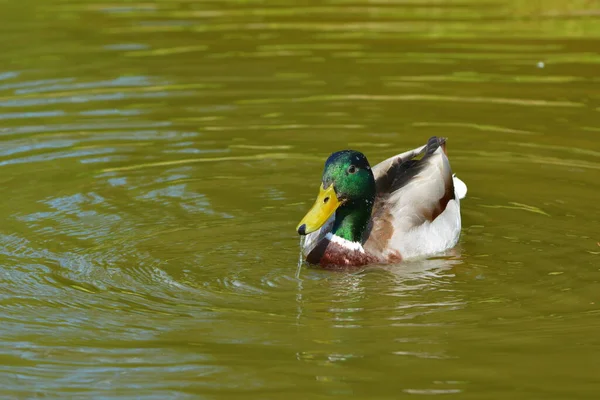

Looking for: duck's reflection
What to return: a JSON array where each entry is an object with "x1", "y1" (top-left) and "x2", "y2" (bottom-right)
[{"x1": 294, "y1": 252, "x2": 465, "y2": 370}]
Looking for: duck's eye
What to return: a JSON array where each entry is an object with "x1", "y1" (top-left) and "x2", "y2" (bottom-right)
[{"x1": 348, "y1": 165, "x2": 357, "y2": 174}]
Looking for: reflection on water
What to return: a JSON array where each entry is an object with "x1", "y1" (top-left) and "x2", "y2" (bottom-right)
[{"x1": 1, "y1": 0, "x2": 599, "y2": 398}]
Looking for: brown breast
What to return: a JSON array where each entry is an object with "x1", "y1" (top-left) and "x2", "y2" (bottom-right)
[{"x1": 306, "y1": 237, "x2": 399, "y2": 269}]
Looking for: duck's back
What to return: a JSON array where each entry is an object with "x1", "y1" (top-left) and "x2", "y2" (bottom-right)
[{"x1": 364, "y1": 137, "x2": 467, "y2": 260}]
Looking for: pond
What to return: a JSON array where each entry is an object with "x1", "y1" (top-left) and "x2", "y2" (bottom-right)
[{"x1": 0, "y1": 0, "x2": 599, "y2": 398}]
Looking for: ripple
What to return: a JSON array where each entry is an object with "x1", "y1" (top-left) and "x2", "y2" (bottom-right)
[
  {"x1": 101, "y1": 153, "x2": 296, "y2": 172},
  {"x1": 404, "y1": 389, "x2": 462, "y2": 395},
  {"x1": 12, "y1": 76, "x2": 151, "y2": 95},
  {"x1": 125, "y1": 45, "x2": 208, "y2": 57},
  {"x1": 413, "y1": 122, "x2": 535, "y2": 135},
  {"x1": 0, "y1": 110, "x2": 65, "y2": 120},
  {"x1": 239, "y1": 94, "x2": 583, "y2": 107}
]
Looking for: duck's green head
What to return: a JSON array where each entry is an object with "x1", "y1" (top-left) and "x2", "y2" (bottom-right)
[{"x1": 297, "y1": 150, "x2": 376, "y2": 242}]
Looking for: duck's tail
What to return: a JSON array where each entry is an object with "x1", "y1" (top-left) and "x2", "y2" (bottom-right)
[
  {"x1": 428, "y1": 136, "x2": 466, "y2": 200},
  {"x1": 453, "y1": 174, "x2": 467, "y2": 200}
]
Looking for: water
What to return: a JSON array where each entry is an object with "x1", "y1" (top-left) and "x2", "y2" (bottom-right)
[{"x1": 1, "y1": 0, "x2": 599, "y2": 398}]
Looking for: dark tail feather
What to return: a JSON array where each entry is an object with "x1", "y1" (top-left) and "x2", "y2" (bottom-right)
[{"x1": 425, "y1": 136, "x2": 447, "y2": 157}]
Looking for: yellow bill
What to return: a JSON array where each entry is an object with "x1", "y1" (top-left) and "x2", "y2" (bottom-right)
[{"x1": 297, "y1": 184, "x2": 342, "y2": 235}]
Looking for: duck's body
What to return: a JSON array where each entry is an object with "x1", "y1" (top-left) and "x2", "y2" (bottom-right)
[{"x1": 297, "y1": 137, "x2": 467, "y2": 268}]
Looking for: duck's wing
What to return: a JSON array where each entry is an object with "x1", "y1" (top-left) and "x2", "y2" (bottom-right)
[{"x1": 364, "y1": 136, "x2": 467, "y2": 260}]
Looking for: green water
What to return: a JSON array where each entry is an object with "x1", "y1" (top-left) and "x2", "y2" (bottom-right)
[{"x1": 1, "y1": 0, "x2": 599, "y2": 398}]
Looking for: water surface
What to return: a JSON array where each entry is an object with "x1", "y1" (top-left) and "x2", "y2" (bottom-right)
[{"x1": 1, "y1": 0, "x2": 599, "y2": 398}]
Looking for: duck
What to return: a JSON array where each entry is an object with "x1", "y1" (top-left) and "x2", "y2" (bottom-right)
[{"x1": 296, "y1": 136, "x2": 467, "y2": 268}]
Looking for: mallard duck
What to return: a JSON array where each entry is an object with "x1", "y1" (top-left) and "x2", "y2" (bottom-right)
[{"x1": 296, "y1": 136, "x2": 467, "y2": 268}]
